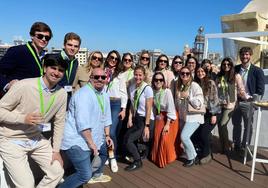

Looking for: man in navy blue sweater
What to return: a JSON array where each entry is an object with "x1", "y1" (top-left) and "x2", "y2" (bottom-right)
[{"x1": 0, "y1": 21, "x2": 52, "y2": 95}]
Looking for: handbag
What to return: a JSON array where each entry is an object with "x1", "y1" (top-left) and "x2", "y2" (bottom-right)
[{"x1": 187, "y1": 102, "x2": 206, "y2": 114}]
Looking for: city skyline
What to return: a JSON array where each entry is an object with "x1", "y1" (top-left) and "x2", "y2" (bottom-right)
[{"x1": 0, "y1": 0, "x2": 250, "y2": 55}]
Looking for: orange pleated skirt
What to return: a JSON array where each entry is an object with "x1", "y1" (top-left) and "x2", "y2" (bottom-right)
[{"x1": 151, "y1": 111, "x2": 181, "y2": 168}]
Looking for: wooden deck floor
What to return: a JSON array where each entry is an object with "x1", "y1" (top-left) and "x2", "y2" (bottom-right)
[{"x1": 84, "y1": 149, "x2": 268, "y2": 188}]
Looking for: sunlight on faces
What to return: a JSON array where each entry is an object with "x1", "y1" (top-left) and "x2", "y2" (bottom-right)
[
  {"x1": 64, "y1": 39, "x2": 80, "y2": 58},
  {"x1": 91, "y1": 53, "x2": 103, "y2": 67},
  {"x1": 240, "y1": 52, "x2": 251, "y2": 65},
  {"x1": 90, "y1": 68, "x2": 106, "y2": 91},
  {"x1": 123, "y1": 55, "x2": 133, "y2": 69},
  {"x1": 187, "y1": 58, "x2": 196, "y2": 72},
  {"x1": 32, "y1": 31, "x2": 51, "y2": 49},
  {"x1": 158, "y1": 58, "x2": 168, "y2": 69},
  {"x1": 140, "y1": 54, "x2": 150, "y2": 66},
  {"x1": 134, "y1": 69, "x2": 145, "y2": 86},
  {"x1": 153, "y1": 74, "x2": 164, "y2": 90},
  {"x1": 108, "y1": 52, "x2": 119, "y2": 67},
  {"x1": 180, "y1": 68, "x2": 191, "y2": 83},
  {"x1": 43, "y1": 65, "x2": 65, "y2": 86},
  {"x1": 196, "y1": 67, "x2": 206, "y2": 80},
  {"x1": 222, "y1": 60, "x2": 231, "y2": 72}
]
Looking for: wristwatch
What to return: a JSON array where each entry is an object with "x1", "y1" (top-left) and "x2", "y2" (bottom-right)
[{"x1": 145, "y1": 124, "x2": 150, "y2": 127}]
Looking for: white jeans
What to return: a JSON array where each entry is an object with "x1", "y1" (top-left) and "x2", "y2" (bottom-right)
[{"x1": 0, "y1": 156, "x2": 10, "y2": 188}]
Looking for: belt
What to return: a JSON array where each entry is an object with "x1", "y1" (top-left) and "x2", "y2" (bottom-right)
[{"x1": 110, "y1": 97, "x2": 120, "y2": 101}]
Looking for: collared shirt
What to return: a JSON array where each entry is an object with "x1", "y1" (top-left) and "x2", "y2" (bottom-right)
[
  {"x1": 239, "y1": 64, "x2": 251, "y2": 94},
  {"x1": 61, "y1": 83, "x2": 112, "y2": 151}
]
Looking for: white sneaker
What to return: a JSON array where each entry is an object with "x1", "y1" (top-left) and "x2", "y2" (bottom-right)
[
  {"x1": 105, "y1": 159, "x2": 109, "y2": 165},
  {"x1": 87, "y1": 174, "x2": 112, "y2": 184},
  {"x1": 110, "y1": 158, "x2": 118, "y2": 173}
]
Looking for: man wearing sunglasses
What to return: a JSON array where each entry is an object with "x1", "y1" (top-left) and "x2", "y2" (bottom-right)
[
  {"x1": 0, "y1": 22, "x2": 52, "y2": 97},
  {"x1": 60, "y1": 68, "x2": 113, "y2": 187}
]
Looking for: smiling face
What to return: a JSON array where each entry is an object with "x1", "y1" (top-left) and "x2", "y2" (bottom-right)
[
  {"x1": 172, "y1": 57, "x2": 183, "y2": 72},
  {"x1": 153, "y1": 73, "x2": 164, "y2": 90},
  {"x1": 64, "y1": 39, "x2": 80, "y2": 59},
  {"x1": 31, "y1": 31, "x2": 51, "y2": 51},
  {"x1": 91, "y1": 52, "x2": 103, "y2": 68},
  {"x1": 134, "y1": 68, "x2": 145, "y2": 86},
  {"x1": 123, "y1": 54, "x2": 133, "y2": 70},
  {"x1": 158, "y1": 56, "x2": 168, "y2": 70},
  {"x1": 240, "y1": 51, "x2": 251, "y2": 66},
  {"x1": 196, "y1": 67, "x2": 206, "y2": 80},
  {"x1": 179, "y1": 67, "x2": 191, "y2": 84},
  {"x1": 221, "y1": 60, "x2": 232, "y2": 73},
  {"x1": 108, "y1": 52, "x2": 119, "y2": 68},
  {"x1": 140, "y1": 53, "x2": 150, "y2": 66},
  {"x1": 187, "y1": 58, "x2": 197, "y2": 72},
  {"x1": 43, "y1": 65, "x2": 65, "y2": 87},
  {"x1": 90, "y1": 68, "x2": 107, "y2": 91}
]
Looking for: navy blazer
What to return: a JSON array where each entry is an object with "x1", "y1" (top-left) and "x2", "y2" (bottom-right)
[
  {"x1": 0, "y1": 42, "x2": 42, "y2": 91},
  {"x1": 235, "y1": 64, "x2": 265, "y2": 96}
]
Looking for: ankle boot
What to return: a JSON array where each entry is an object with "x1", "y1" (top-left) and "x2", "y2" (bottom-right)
[{"x1": 124, "y1": 159, "x2": 143, "y2": 171}]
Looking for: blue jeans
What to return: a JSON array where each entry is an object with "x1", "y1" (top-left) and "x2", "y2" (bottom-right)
[
  {"x1": 59, "y1": 144, "x2": 107, "y2": 188},
  {"x1": 181, "y1": 122, "x2": 200, "y2": 160},
  {"x1": 110, "y1": 99, "x2": 122, "y2": 155}
]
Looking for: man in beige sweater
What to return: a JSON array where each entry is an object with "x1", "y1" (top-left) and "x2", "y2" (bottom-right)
[{"x1": 0, "y1": 55, "x2": 68, "y2": 188}]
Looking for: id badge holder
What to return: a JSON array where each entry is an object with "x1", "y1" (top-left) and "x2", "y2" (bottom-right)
[
  {"x1": 64, "y1": 85, "x2": 73, "y2": 92},
  {"x1": 155, "y1": 114, "x2": 162, "y2": 120},
  {"x1": 38, "y1": 123, "x2": 52, "y2": 132}
]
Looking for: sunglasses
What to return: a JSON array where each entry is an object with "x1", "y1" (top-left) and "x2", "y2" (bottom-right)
[
  {"x1": 124, "y1": 58, "x2": 132, "y2": 63},
  {"x1": 174, "y1": 61, "x2": 183, "y2": 65},
  {"x1": 222, "y1": 63, "x2": 231, "y2": 67},
  {"x1": 180, "y1": 72, "x2": 190, "y2": 76},
  {"x1": 141, "y1": 57, "x2": 150, "y2": 61},
  {"x1": 35, "y1": 33, "x2": 51, "y2": 41},
  {"x1": 92, "y1": 56, "x2": 102, "y2": 61},
  {"x1": 154, "y1": 78, "x2": 164, "y2": 82},
  {"x1": 159, "y1": 60, "x2": 168, "y2": 64},
  {"x1": 109, "y1": 56, "x2": 118, "y2": 61},
  {"x1": 92, "y1": 75, "x2": 106, "y2": 80}
]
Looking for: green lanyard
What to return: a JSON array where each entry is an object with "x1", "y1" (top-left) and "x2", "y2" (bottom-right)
[
  {"x1": 155, "y1": 89, "x2": 164, "y2": 114},
  {"x1": 134, "y1": 82, "x2": 144, "y2": 110},
  {"x1": 107, "y1": 80, "x2": 114, "y2": 89},
  {"x1": 26, "y1": 42, "x2": 43, "y2": 76},
  {"x1": 38, "y1": 77, "x2": 56, "y2": 115},
  {"x1": 180, "y1": 84, "x2": 189, "y2": 92},
  {"x1": 61, "y1": 51, "x2": 75, "y2": 84},
  {"x1": 87, "y1": 83, "x2": 104, "y2": 113},
  {"x1": 127, "y1": 69, "x2": 133, "y2": 81},
  {"x1": 220, "y1": 76, "x2": 228, "y2": 95}
]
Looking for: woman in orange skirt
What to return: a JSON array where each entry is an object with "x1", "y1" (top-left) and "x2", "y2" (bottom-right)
[{"x1": 151, "y1": 71, "x2": 181, "y2": 168}]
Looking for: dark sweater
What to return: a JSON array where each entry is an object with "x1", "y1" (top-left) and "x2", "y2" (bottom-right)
[{"x1": 0, "y1": 42, "x2": 43, "y2": 91}]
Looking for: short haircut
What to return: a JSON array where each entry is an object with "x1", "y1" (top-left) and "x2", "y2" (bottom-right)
[
  {"x1": 64, "y1": 32, "x2": 81, "y2": 46},
  {"x1": 43, "y1": 54, "x2": 68, "y2": 70},
  {"x1": 29, "y1": 22, "x2": 53, "y2": 37},
  {"x1": 239, "y1": 46, "x2": 253, "y2": 55}
]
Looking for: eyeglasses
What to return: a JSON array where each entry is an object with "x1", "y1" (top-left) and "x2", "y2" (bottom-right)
[
  {"x1": 141, "y1": 57, "x2": 150, "y2": 61},
  {"x1": 154, "y1": 78, "x2": 164, "y2": 82},
  {"x1": 159, "y1": 60, "x2": 168, "y2": 64},
  {"x1": 92, "y1": 75, "x2": 106, "y2": 80},
  {"x1": 35, "y1": 33, "x2": 51, "y2": 41},
  {"x1": 174, "y1": 61, "x2": 183, "y2": 65},
  {"x1": 124, "y1": 58, "x2": 132, "y2": 63},
  {"x1": 109, "y1": 56, "x2": 118, "y2": 61},
  {"x1": 222, "y1": 63, "x2": 231, "y2": 67},
  {"x1": 180, "y1": 72, "x2": 190, "y2": 76},
  {"x1": 92, "y1": 56, "x2": 102, "y2": 61}
]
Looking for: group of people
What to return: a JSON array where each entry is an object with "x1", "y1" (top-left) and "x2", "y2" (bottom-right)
[{"x1": 0, "y1": 21, "x2": 265, "y2": 188}]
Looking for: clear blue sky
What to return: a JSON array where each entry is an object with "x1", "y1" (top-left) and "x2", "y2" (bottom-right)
[{"x1": 0, "y1": 0, "x2": 250, "y2": 55}]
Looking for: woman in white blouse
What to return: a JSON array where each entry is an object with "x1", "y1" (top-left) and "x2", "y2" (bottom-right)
[{"x1": 151, "y1": 71, "x2": 181, "y2": 168}]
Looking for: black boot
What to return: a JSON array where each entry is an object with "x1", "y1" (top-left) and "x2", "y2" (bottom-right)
[
  {"x1": 124, "y1": 159, "x2": 143, "y2": 171},
  {"x1": 183, "y1": 156, "x2": 199, "y2": 167}
]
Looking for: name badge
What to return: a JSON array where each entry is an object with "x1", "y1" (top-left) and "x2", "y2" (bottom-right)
[
  {"x1": 64, "y1": 85, "x2": 73, "y2": 92},
  {"x1": 38, "y1": 123, "x2": 51, "y2": 132}
]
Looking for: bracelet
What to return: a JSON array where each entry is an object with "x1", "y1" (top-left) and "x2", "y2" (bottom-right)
[
  {"x1": 145, "y1": 124, "x2": 150, "y2": 127},
  {"x1": 105, "y1": 134, "x2": 110, "y2": 137}
]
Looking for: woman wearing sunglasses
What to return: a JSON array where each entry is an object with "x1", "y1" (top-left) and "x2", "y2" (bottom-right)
[
  {"x1": 73, "y1": 51, "x2": 104, "y2": 90},
  {"x1": 119, "y1": 52, "x2": 134, "y2": 85},
  {"x1": 138, "y1": 50, "x2": 153, "y2": 84},
  {"x1": 171, "y1": 55, "x2": 184, "y2": 81},
  {"x1": 173, "y1": 66, "x2": 204, "y2": 167},
  {"x1": 150, "y1": 71, "x2": 180, "y2": 168},
  {"x1": 193, "y1": 65, "x2": 221, "y2": 164},
  {"x1": 154, "y1": 54, "x2": 175, "y2": 88},
  {"x1": 216, "y1": 57, "x2": 248, "y2": 154},
  {"x1": 123, "y1": 65, "x2": 154, "y2": 171},
  {"x1": 185, "y1": 56, "x2": 198, "y2": 79},
  {"x1": 104, "y1": 50, "x2": 128, "y2": 172}
]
